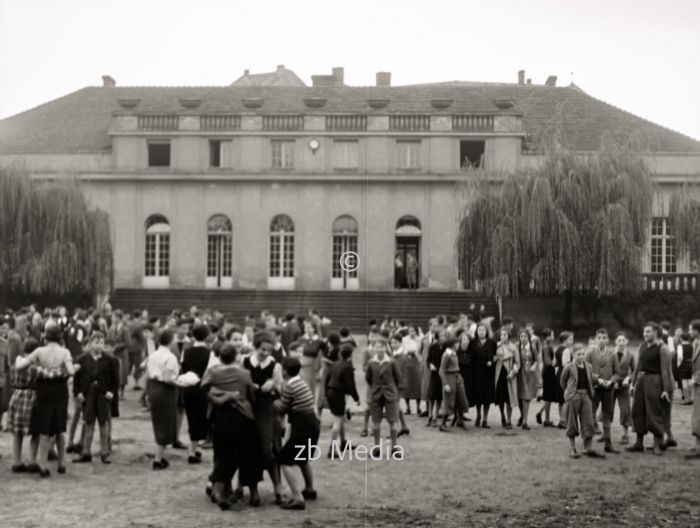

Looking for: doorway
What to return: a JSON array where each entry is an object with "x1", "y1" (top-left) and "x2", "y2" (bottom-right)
[{"x1": 395, "y1": 216, "x2": 421, "y2": 289}]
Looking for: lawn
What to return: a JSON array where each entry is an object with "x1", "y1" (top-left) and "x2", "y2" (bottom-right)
[{"x1": 1, "y1": 345, "x2": 699, "y2": 528}]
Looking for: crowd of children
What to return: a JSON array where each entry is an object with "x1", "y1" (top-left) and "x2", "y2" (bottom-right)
[{"x1": 1, "y1": 304, "x2": 699, "y2": 513}]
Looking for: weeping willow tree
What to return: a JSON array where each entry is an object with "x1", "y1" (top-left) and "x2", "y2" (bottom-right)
[
  {"x1": 0, "y1": 166, "x2": 113, "y2": 303},
  {"x1": 669, "y1": 187, "x2": 700, "y2": 272},
  {"x1": 456, "y1": 130, "x2": 655, "y2": 325}
]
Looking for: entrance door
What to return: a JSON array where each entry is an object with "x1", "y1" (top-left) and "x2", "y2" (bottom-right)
[
  {"x1": 206, "y1": 215, "x2": 232, "y2": 289},
  {"x1": 331, "y1": 215, "x2": 359, "y2": 290},
  {"x1": 395, "y1": 215, "x2": 421, "y2": 289},
  {"x1": 395, "y1": 237, "x2": 420, "y2": 289}
]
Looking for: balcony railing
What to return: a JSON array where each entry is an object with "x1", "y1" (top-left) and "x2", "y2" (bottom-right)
[
  {"x1": 200, "y1": 115, "x2": 241, "y2": 131},
  {"x1": 326, "y1": 115, "x2": 368, "y2": 131},
  {"x1": 642, "y1": 273, "x2": 699, "y2": 292},
  {"x1": 389, "y1": 115, "x2": 430, "y2": 131},
  {"x1": 263, "y1": 115, "x2": 304, "y2": 131},
  {"x1": 138, "y1": 115, "x2": 179, "y2": 131},
  {"x1": 452, "y1": 115, "x2": 494, "y2": 132}
]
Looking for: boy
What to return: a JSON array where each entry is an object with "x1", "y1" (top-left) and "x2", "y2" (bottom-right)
[
  {"x1": 324, "y1": 344, "x2": 360, "y2": 457},
  {"x1": 613, "y1": 332, "x2": 635, "y2": 444},
  {"x1": 274, "y1": 357, "x2": 320, "y2": 510},
  {"x1": 587, "y1": 328, "x2": 620, "y2": 453},
  {"x1": 560, "y1": 344, "x2": 605, "y2": 459},
  {"x1": 365, "y1": 336, "x2": 403, "y2": 456},
  {"x1": 73, "y1": 332, "x2": 119, "y2": 464}
]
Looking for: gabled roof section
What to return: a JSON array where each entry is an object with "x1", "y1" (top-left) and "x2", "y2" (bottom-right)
[
  {"x1": 0, "y1": 83, "x2": 698, "y2": 155},
  {"x1": 231, "y1": 65, "x2": 306, "y2": 87}
]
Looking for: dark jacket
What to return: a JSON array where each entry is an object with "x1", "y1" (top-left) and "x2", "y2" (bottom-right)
[
  {"x1": 365, "y1": 357, "x2": 402, "y2": 403},
  {"x1": 325, "y1": 359, "x2": 359, "y2": 402},
  {"x1": 75, "y1": 353, "x2": 119, "y2": 396}
]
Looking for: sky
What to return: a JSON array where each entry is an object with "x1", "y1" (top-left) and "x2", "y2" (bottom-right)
[{"x1": 1, "y1": 0, "x2": 699, "y2": 140}]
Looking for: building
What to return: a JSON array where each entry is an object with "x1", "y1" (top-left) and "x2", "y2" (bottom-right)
[{"x1": 1, "y1": 67, "x2": 699, "y2": 305}]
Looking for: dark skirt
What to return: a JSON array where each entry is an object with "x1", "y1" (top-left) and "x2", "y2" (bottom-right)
[
  {"x1": 542, "y1": 366, "x2": 558, "y2": 403},
  {"x1": 460, "y1": 364, "x2": 475, "y2": 408},
  {"x1": 254, "y1": 396, "x2": 282, "y2": 467},
  {"x1": 148, "y1": 379, "x2": 177, "y2": 446},
  {"x1": 472, "y1": 364, "x2": 495, "y2": 405},
  {"x1": 679, "y1": 359, "x2": 693, "y2": 380},
  {"x1": 402, "y1": 354, "x2": 423, "y2": 400},
  {"x1": 427, "y1": 370, "x2": 443, "y2": 402},
  {"x1": 278, "y1": 411, "x2": 320, "y2": 466},
  {"x1": 554, "y1": 367, "x2": 566, "y2": 405},
  {"x1": 183, "y1": 386, "x2": 209, "y2": 442},
  {"x1": 494, "y1": 366, "x2": 509, "y2": 406},
  {"x1": 32, "y1": 378, "x2": 69, "y2": 436}
]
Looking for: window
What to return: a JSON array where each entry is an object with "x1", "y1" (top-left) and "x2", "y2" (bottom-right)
[
  {"x1": 269, "y1": 214, "x2": 295, "y2": 280},
  {"x1": 209, "y1": 139, "x2": 232, "y2": 168},
  {"x1": 271, "y1": 140, "x2": 295, "y2": 169},
  {"x1": 332, "y1": 215, "x2": 359, "y2": 281},
  {"x1": 147, "y1": 141, "x2": 171, "y2": 167},
  {"x1": 396, "y1": 140, "x2": 422, "y2": 170},
  {"x1": 650, "y1": 217, "x2": 676, "y2": 273},
  {"x1": 333, "y1": 140, "x2": 359, "y2": 170},
  {"x1": 144, "y1": 215, "x2": 170, "y2": 287},
  {"x1": 460, "y1": 140, "x2": 485, "y2": 169},
  {"x1": 206, "y1": 215, "x2": 232, "y2": 288}
]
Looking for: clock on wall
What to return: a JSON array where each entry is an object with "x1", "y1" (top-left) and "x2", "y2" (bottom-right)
[{"x1": 308, "y1": 139, "x2": 320, "y2": 153}]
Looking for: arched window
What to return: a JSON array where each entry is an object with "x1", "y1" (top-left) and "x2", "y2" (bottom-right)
[
  {"x1": 331, "y1": 215, "x2": 359, "y2": 289},
  {"x1": 144, "y1": 214, "x2": 170, "y2": 286},
  {"x1": 269, "y1": 214, "x2": 295, "y2": 287},
  {"x1": 395, "y1": 215, "x2": 421, "y2": 289},
  {"x1": 206, "y1": 214, "x2": 232, "y2": 288}
]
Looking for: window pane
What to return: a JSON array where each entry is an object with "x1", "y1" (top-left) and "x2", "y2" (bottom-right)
[
  {"x1": 209, "y1": 140, "x2": 221, "y2": 167},
  {"x1": 333, "y1": 140, "x2": 359, "y2": 169},
  {"x1": 148, "y1": 142, "x2": 171, "y2": 167},
  {"x1": 272, "y1": 140, "x2": 294, "y2": 169}
]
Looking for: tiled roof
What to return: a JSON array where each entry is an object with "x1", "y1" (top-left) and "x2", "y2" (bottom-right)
[
  {"x1": 231, "y1": 67, "x2": 306, "y2": 87},
  {"x1": 0, "y1": 83, "x2": 698, "y2": 154}
]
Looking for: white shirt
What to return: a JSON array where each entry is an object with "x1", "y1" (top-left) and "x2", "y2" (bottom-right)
[{"x1": 147, "y1": 345, "x2": 179, "y2": 382}]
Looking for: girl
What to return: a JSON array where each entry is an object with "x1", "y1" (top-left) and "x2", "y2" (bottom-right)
[
  {"x1": 456, "y1": 330, "x2": 474, "y2": 423},
  {"x1": 554, "y1": 331, "x2": 574, "y2": 428},
  {"x1": 400, "y1": 326, "x2": 423, "y2": 414},
  {"x1": 471, "y1": 323, "x2": 496, "y2": 428},
  {"x1": 438, "y1": 333, "x2": 468, "y2": 431},
  {"x1": 146, "y1": 329, "x2": 179, "y2": 470},
  {"x1": 180, "y1": 324, "x2": 212, "y2": 463},
  {"x1": 298, "y1": 321, "x2": 327, "y2": 410},
  {"x1": 389, "y1": 335, "x2": 410, "y2": 437},
  {"x1": 536, "y1": 328, "x2": 557, "y2": 426},
  {"x1": 324, "y1": 344, "x2": 360, "y2": 457},
  {"x1": 516, "y1": 329, "x2": 540, "y2": 430},
  {"x1": 494, "y1": 329, "x2": 519, "y2": 429}
]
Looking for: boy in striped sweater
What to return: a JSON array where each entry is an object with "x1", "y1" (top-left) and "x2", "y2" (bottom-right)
[{"x1": 274, "y1": 357, "x2": 320, "y2": 510}]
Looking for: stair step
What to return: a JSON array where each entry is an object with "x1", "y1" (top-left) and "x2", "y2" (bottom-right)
[{"x1": 111, "y1": 289, "x2": 499, "y2": 332}]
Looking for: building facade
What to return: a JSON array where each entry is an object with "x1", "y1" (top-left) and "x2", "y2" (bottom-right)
[{"x1": 1, "y1": 67, "x2": 699, "y2": 294}]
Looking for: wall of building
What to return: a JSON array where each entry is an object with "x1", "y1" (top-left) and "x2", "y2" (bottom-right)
[{"x1": 78, "y1": 178, "x2": 464, "y2": 290}]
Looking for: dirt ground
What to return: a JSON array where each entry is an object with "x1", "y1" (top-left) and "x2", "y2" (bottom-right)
[{"x1": 1, "y1": 349, "x2": 699, "y2": 528}]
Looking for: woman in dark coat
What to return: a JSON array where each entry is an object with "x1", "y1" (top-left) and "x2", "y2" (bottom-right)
[
  {"x1": 471, "y1": 323, "x2": 496, "y2": 428},
  {"x1": 456, "y1": 330, "x2": 474, "y2": 410},
  {"x1": 180, "y1": 324, "x2": 212, "y2": 464}
]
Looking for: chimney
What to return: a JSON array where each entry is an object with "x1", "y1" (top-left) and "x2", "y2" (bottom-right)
[
  {"x1": 332, "y1": 67, "x2": 344, "y2": 86},
  {"x1": 277, "y1": 64, "x2": 285, "y2": 71},
  {"x1": 545, "y1": 75, "x2": 557, "y2": 87},
  {"x1": 102, "y1": 75, "x2": 116, "y2": 87},
  {"x1": 376, "y1": 71, "x2": 391, "y2": 87},
  {"x1": 526, "y1": 78, "x2": 532, "y2": 85},
  {"x1": 244, "y1": 69, "x2": 250, "y2": 76},
  {"x1": 517, "y1": 70, "x2": 525, "y2": 85}
]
